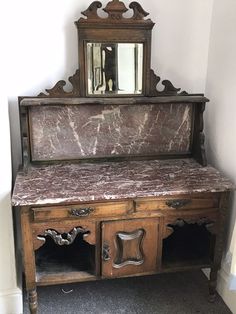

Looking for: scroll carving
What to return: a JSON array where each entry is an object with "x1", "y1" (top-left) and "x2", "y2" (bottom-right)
[
  {"x1": 38, "y1": 70, "x2": 80, "y2": 97},
  {"x1": 149, "y1": 69, "x2": 188, "y2": 96},
  {"x1": 129, "y1": 2, "x2": 149, "y2": 20},
  {"x1": 36, "y1": 227, "x2": 89, "y2": 248},
  {"x1": 113, "y1": 229, "x2": 145, "y2": 268},
  {"x1": 81, "y1": 1, "x2": 103, "y2": 20},
  {"x1": 77, "y1": 0, "x2": 153, "y2": 23}
]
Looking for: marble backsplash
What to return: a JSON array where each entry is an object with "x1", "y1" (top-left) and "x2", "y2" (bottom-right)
[{"x1": 29, "y1": 103, "x2": 193, "y2": 161}]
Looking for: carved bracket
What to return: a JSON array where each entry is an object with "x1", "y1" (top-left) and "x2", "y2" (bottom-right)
[
  {"x1": 38, "y1": 70, "x2": 80, "y2": 97},
  {"x1": 149, "y1": 70, "x2": 190, "y2": 96},
  {"x1": 37, "y1": 227, "x2": 89, "y2": 247}
]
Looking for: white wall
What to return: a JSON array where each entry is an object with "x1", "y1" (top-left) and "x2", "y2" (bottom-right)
[
  {"x1": 0, "y1": 7, "x2": 23, "y2": 313},
  {"x1": 6, "y1": 0, "x2": 214, "y2": 175},
  {"x1": 0, "y1": 95, "x2": 22, "y2": 312},
  {"x1": 2, "y1": 0, "x2": 214, "y2": 312},
  {"x1": 205, "y1": 0, "x2": 236, "y2": 312}
]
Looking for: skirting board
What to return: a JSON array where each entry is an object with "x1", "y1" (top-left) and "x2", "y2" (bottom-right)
[
  {"x1": 0, "y1": 288, "x2": 23, "y2": 314},
  {"x1": 202, "y1": 268, "x2": 236, "y2": 314}
]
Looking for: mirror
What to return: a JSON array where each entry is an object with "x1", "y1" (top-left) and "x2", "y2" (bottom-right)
[{"x1": 87, "y1": 43, "x2": 143, "y2": 95}]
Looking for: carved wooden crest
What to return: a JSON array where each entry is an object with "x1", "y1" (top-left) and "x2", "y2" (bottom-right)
[{"x1": 77, "y1": 0, "x2": 153, "y2": 24}]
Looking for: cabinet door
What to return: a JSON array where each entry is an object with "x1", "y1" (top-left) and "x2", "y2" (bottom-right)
[{"x1": 101, "y1": 218, "x2": 160, "y2": 278}]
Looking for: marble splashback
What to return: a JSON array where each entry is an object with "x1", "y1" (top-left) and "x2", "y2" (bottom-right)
[{"x1": 29, "y1": 103, "x2": 193, "y2": 161}]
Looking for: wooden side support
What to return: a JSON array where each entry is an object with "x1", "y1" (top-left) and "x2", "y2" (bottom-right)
[
  {"x1": 21, "y1": 207, "x2": 38, "y2": 313},
  {"x1": 192, "y1": 102, "x2": 207, "y2": 166},
  {"x1": 208, "y1": 192, "x2": 230, "y2": 301}
]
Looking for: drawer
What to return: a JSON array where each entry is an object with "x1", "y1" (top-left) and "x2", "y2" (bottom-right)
[
  {"x1": 32, "y1": 201, "x2": 133, "y2": 222},
  {"x1": 135, "y1": 194, "x2": 219, "y2": 212}
]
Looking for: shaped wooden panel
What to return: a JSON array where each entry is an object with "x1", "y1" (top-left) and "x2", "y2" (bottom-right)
[{"x1": 101, "y1": 218, "x2": 160, "y2": 278}]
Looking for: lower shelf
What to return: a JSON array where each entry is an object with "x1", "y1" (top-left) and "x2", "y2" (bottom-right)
[
  {"x1": 162, "y1": 220, "x2": 215, "y2": 271},
  {"x1": 162, "y1": 258, "x2": 211, "y2": 271},
  {"x1": 35, "y1": 233, "x2": 96, "y2": 285},
  {"x1": 36, "y1": 271, "x2": 96, "y2": 286}
]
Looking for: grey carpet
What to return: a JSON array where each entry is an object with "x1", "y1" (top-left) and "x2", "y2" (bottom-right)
[{"x1": 23, "y1": 271, "x2": 232, "y2": 314}]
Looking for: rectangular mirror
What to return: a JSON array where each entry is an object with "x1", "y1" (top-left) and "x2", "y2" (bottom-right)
[{"x1": 87, "y1": 43, "x2": 143, "y2": 95}]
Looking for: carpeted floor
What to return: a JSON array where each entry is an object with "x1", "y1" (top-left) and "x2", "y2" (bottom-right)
[{"x1": 23, "y1": 271, "x2": 232, "y2": 314}]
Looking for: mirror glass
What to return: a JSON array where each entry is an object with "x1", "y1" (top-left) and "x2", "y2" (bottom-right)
[{"x1": 87, "y1": 43, "x2": 143, "y2": 95}]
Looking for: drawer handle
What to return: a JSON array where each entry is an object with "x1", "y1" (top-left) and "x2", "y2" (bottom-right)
[
  {"x1": 166, "y1": 199, "x2": 192, "y2": 209},
  {"x1": 69, "y1": 207, "x2": 94, "y2": 217},
  {"x1": 102, "y1": 242, "x2": 111, "y2": 261}
]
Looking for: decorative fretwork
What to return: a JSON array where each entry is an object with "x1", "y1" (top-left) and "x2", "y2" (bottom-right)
[
  {"x1": 37, "y1": 227, "x2": 89, "y2": 246},
  {"x1": 78, "y1": 0, "x2": 152, "y2": 23},
  {"x1": 113, "y1": 229, "x2": 145, "y2": 268},
  {"x1": 38, "y1": 70, "x2": 80, "y2": 97}
]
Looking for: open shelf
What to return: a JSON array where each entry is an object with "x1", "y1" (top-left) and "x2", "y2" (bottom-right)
[
  {"x1": 162, "y1": 221, "x2": 215, "y2": 270},
  {"x1": 35, "y1": 233, "x2": 96, "y2": 285}
]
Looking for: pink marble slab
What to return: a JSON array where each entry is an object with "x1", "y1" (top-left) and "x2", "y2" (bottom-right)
[
  {"x1": 12, "y1": 159, "x2": 234, "y2": 206},
  {"x1": 29, "y1": 103, "x2": 193, "y2": 161}
]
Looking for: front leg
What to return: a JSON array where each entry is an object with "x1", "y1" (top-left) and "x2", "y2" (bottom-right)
[
  {"x1": 28, "y1": 288, "x2": 38, "y2": 314},
  {"x1": 208, "y1": 266, "x2": 218, "y2": 302}
]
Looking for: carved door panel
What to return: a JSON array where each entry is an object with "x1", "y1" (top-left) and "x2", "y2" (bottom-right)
[{"x1": 101, "y1": 218, "x2": 160, "y2": 278}]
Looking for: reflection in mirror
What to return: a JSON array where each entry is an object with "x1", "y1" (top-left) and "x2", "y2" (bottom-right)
[{"x1": 87, "y1": 43, "x2": 143, "y2": 95}]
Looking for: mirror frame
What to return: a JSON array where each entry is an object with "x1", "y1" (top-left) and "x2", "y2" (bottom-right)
[{"x1": 75, "y1": 0, "x2": 154, "y2": 97}]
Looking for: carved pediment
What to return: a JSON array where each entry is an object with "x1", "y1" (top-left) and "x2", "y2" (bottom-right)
[{"x1": 76, "y1": 0, "x2": 154, "y2": 25}]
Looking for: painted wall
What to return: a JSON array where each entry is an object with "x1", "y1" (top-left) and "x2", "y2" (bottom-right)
[
  {"x1": 3, "y1": 0, "x2": 214, "y2": 312},
  {"x1": 0, "y1": 96, "x2": 22, "y2": 312},
  {"x1": 205, "y1": 0, "x2": 236, "y2": 312},
  {"x1": 6, "y1": 0, "x2": 214, "y2": 175}
]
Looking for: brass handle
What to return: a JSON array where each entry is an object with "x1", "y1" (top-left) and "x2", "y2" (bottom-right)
[
  {"x1": 165, "y1": 199, "x2": 191, "y2": 209},
  {"x1": 69, "y1": 207, "x2": 94, "y2": 217},
  {"x1": 102, "y1": 243, "x2": 111, "y2": 261}
]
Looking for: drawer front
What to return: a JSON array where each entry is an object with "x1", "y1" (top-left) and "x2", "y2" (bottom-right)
[
  {"x1": 32, "y1": 201, "x2": 133, "y2": 222},
  {"x1": 135, "y1": 194, "x2": 219, "y2": 212}
]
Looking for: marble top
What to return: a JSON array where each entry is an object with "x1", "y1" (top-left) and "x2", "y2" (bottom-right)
[{"x1": 12, "y1": 159, "x2": 234, "y2": 206}]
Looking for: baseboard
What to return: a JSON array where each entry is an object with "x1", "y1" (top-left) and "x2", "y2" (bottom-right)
[
  {"x1": 229, "y1": 274, "x2": 236, "y2": 291},
  {"x1": 217, "y1": 269, "x2": 236, "y2": 314},
  {"x1": 0, "y1": 288, "x2": 23, "y2": 314}
]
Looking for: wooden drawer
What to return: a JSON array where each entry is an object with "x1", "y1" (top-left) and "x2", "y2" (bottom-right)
[
  {"x1": 32, "y1": 201, "x2": 133, "y2": 222},
  {"x1": 135, "y1": 194, "x2": 219, "y2": 212}
]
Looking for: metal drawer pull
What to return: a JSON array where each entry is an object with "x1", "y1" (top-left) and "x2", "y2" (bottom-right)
[
  {"x1": 69, "y1": 207, "x2": 94, "y2": 217},
  {"x1": 102, "y1": 243, "x2": 111, "y2": 261},
  {"x1": 165, "y1": 199, "x2": 192, "y2": 209}
]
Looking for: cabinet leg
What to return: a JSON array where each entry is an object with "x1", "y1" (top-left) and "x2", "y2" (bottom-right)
[
  {"x1": 28, "y1": 289, "x2": 38, "y2": 314},
  {"x1": 208, "y1": 267, "x2": 218, "y2": 302}
]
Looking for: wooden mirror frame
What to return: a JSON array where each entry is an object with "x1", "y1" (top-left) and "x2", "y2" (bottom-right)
[{"x1": 75, "y1": 0, "x2": 155, "y2": 97}]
